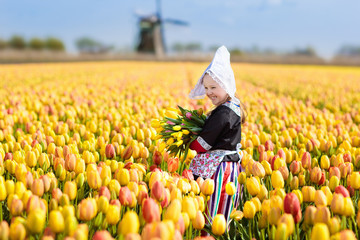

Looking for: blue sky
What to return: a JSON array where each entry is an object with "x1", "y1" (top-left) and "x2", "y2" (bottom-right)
[{"x1": 1, "y1": 0, "x2": 359, "y2": 58}]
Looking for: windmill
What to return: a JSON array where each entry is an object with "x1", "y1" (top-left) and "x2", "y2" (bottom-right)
[{"x1": 136, "y1": 0, "x2": 188, "y2": 58}]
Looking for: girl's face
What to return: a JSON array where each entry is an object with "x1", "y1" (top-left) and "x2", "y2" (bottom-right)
[{"x1": 203, "y1": 74, "x2": 228, "y2": 106}]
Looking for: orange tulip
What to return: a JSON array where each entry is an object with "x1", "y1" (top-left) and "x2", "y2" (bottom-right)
[
  {"x1": 331, "y1": 193, "x2": 344, "y2": 215},
  {"x1": 192, "y1": 210, "x2": 205, "y2": 230},
  {"x1": 201, "y1": 179, "x2": 214, "y2": 196},
  {"x1": 314, "y1": 190, "x2": 327, "y2": 207},
  {"x1": 304, "y1": 205, "x2": 317, "y2": 226},
  {"x1": 79, "y1": 198, "x2": 97, "y2": 221},
  {"x1": 10, "y1": 198, "x2": 24, "y2": 216},
  {"x1": 64, "y1": 181, "x2": 77, "y2": 200},
  {"x1": 314, "y1": 206, "x2": 330, "y2": 224}
]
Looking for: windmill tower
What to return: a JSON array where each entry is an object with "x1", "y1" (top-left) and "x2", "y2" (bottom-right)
[{"x1": 136, "y1": 0, "x2": 188, "y2": 58}]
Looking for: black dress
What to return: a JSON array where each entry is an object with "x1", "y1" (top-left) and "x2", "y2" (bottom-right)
[{"x1": 189, "y1": 101, "x2": 242, "y2": 179}]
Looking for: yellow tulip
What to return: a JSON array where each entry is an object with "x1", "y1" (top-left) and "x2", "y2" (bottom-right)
[
  {"x1": 271, "y1": 170, "x2": 284, "y2": 189},
  {"x1": 302, "y1": 186, "x2": 315, "y2": 202},
  {"x1": 251, "y1": 197, "x2": 262, "y2": 212},
  {"x1": 269, "y1": 207, "x2": 281, "y2": 225},
  {"x1": 118, "y1": 211, "x2": 140, "y2": 236},
  {"x1": 246, "y1": 177, "x2": 260, "y2": 196},
  {"x1": 164, "y1": 199, "x2": 182, "y2": 223},
  {"x1": 182, "y1": 196, "x2": 196, "y2": 220},
  {"x1": 343, "y1": 197, "x2": 355, "y2": 217},
  {"x1": 49, "y1": 210, "x2": 65, "y2": 233},
  {"x1": 212, "y1": 214, "x2": 226, "y2": 236},
  {"x1": 277, "y1": 214, "x2": 294, "y2": 236},
  {"x1": 311, "y1": 223, "x2": 329, "y2": 240},
  {"x1": 26, "y1": 208, "x2": 46, "y2": 234},
  {"x1": 327, "y1": 217, "x2": 340, "y2": 235},
  {"x1": 275, "y1": 223, "x2": 287, "y2": 240},
  {"x1": 9, "y1": 222, "x2": 26, "y2": 240},
  {"x1": 243, "y1": 201, "x2": 256, "y2": 219},
  {"x1": 225, "y1": 182, "x2": 236, "y2": 196},
  {"x1": 350, "y1": 172, "x2": 360, "y2": 189}
]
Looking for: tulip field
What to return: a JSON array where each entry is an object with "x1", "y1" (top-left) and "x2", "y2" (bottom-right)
[{"x1": 1, "y1": 61, "x2": 360, "y2": 240}]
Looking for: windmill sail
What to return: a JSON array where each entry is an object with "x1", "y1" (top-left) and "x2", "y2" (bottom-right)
[{"x1": 136, "y1": 0, "x2": 188, "y2": 57}]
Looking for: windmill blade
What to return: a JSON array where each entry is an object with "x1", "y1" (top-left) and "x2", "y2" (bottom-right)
[{"x1": 163, "y1": 18, "x2": 189, "y2": 26}]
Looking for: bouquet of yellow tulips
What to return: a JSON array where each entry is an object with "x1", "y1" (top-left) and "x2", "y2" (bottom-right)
[{"x1": 153, "y1": 106, "x2": 206, "y2": 161}]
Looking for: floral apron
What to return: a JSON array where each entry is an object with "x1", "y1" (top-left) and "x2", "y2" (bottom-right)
[{"x1": 189, "y1": 143, "x2": 243, "y2": 179}]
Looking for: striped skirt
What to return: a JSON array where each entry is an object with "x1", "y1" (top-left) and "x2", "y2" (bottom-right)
[{"x1": 205, "y1": 160, "x2": 242, "y2": 226}]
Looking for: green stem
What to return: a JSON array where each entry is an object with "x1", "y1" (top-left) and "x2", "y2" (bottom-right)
[
  {"x1": 0, "y1": 201, "x2": 2, "y2": 222},
  {"x1": 297, "y1": 223, "x2": 300, "y2": 240},
  {"x1": 352, "y1": 216, "x2": 358, "y2": 238},
  {"x1": 249, "y1": 219, "x2": 252, "y2": 239}
]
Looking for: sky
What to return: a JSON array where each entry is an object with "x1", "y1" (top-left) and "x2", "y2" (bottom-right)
[{"x1": 1, "y1": 0, "x2": 359, "y2": 59}]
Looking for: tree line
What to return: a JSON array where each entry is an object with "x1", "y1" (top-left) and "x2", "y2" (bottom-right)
[
  {"x1": 0, "y1": 35, "x2": 65, "y2": 51},
  {"x1": 171, "y1": 42, "x2": 360, "y2": 58}
]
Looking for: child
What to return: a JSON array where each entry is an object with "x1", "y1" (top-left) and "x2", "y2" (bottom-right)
[{"x1": 188, "y1": 45, "x2": 246, "y2": 231}]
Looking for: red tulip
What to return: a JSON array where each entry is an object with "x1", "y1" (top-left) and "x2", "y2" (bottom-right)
[
  {"x1": 122, "y1": 146, "x2": 133, "y2": 160},
  {"x1": 153, "y1": 150, "x2": 162, "y2": 165},
  {"x1": 142, "y1": 198, "x2": 160, "y2": 223},
  {"x1": 110, "y1": 199, "x2": 121, "y2": 208},
  {"x1": 99, "y1": 186, "x2": 111, "y2": 201},
  {"x1": 265, "y1": 140, "x2": 274, "y2": 151},
  {"x1": 318, "y1": 172, "x2": 325, "y2": 186},
  {"x1": 93, "y1": 230, "x2": 114, "y2": 240},
  {"x1": 119, "y1": 186, "x2": 132, "y2": 207},
  {"x1": 137, "y1": 189, "x2": 149, "y2": 206},
  {"x1": 105, "y1": 144, "x2": 116, "y2": 159},
  {"x1": 182, "y1": 169, "x2": 194, "y2": 181},
  {"x1": 289, "y1": 161, "x2": 301, "y2": 175},
  {"x1": 284, "y1": 193, "x2": 301, "y2": 223},
  {"x1": 277, "y1": 149, "x2": 286, "y2": 160},
  {"x1": 343, "y1": 153, "x2": 351, "y2": 163},
  {"x1": 160, "y1": 188, "x2": 170, "y2": 208},
  {"x1": 4, "y1": 152, "x2": 12, "y2": 160},
  {"x1": 346, "y1": 185, "x2": 355, "y2": 198},
  {"x1": 151, "y1": 181, "x2": 165, "y2": 202},
  {"x1": 334, "y1": 185, "x2": 349, "y2": 198}
]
